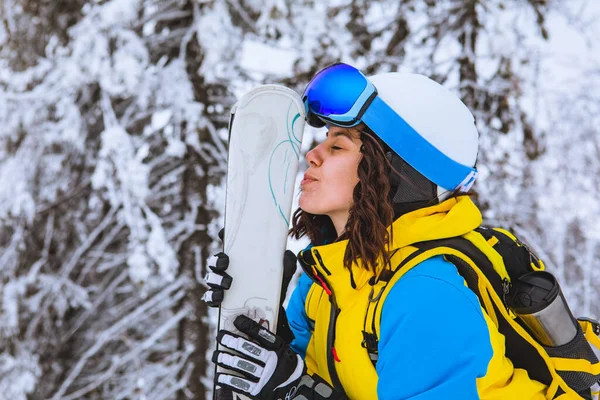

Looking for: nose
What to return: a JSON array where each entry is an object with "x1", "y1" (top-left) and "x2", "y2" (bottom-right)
[{"x1": 305, "y1": 144, "x2": 322, "y2": 167}]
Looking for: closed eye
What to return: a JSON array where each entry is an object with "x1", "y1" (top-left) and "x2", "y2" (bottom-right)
[{"x1": 331, "y1": 146, "x2": 342, "y2": 150}]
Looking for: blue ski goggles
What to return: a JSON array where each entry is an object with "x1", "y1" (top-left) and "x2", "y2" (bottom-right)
[{"x1": 302, "y1": 63, "x2": 478, "y2": 192}]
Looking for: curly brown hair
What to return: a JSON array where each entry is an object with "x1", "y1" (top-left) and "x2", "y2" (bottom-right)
[{"x1": 289, "y1": 129, "x2": 396, "y2": 274}]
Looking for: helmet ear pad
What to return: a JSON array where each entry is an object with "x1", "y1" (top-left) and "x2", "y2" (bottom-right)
[
  {"x1": 386, "y1": 151, "x2": 438, "y2": 218},
  {"x1": 359, "y1": 127, "x2": 438, "y2": 219}
]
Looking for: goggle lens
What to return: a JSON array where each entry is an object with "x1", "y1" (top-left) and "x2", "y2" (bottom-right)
[{"x1": 303, "y1": 63, "x2": 369, "y2": 118}]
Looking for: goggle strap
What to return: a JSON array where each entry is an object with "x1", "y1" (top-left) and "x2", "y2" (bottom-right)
[{"x1": 457, "y1": 170, "x2": 478, "y2": 192}]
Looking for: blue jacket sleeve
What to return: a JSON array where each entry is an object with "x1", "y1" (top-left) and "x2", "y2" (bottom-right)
[
  {"x1": 286, "y1": 272, "x2": 314, "y2": 358},
  {"x1": 376, "y1": 256, "x2": 493, "y2": 400}
]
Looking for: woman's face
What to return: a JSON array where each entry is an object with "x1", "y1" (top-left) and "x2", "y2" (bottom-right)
[{"x1": 299, "y1": 126, "x2": 363, "y2": 232}]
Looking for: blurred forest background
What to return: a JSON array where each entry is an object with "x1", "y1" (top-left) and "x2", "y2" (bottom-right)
[{"x1": 1, "y1": 0, "x2": 600, "y2": 399}]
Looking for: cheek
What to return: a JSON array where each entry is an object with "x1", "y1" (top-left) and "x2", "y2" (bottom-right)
[
  {"x1": 339, "y1": 157, "x2": 361, "y2": 192},
  {"x1": 326, "y1": 158, "x2": 360, "y2": 204},
  {"x1": 338, "y1": 173, "x2": 358, "y2": 198}
]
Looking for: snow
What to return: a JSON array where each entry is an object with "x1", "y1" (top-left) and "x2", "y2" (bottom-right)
[
  {"x1": 103, "y1": 31, "x2": 150, "y2": 96},
  {"x1": 194, "y1": 1, "x2": 242, "y2": 84},
  {"x1": 239, "y1": 40, "x2": 296, "y2": 77},
  {"x1": 128, "y1": 244, "x2": 152, "y2": 285},
  {"x1": 146, "y1": 211, "x2": 178, "y2": 282},
  {"x1": 151, "y1": 110, "x2": 173, "y2": 132},
  {"x1": 165, "y1": 138, "x2": 186, "y2": 158},
  {"x1": 0, "y1": 158, "x2": 36, "y2": 223},
  {"x1": 2, "y1": 280, "x2": 24, "y2": 336},
  {"x1": 0, "y1": 349, "x2": 41, "y2": 400}
]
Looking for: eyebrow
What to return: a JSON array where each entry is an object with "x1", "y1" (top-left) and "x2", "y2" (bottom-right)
[{"x1": 326, "y1": 130, "x2": 358, "y2": 141}]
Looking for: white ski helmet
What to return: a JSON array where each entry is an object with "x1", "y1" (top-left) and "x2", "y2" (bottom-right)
[{"x1": 367, "y1": 72, "x2": 479, "y2": 198}]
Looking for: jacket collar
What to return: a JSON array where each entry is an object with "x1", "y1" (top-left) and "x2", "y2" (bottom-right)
[{"x1": 298, "y1": 196, "x2": 482, "y2": 302}]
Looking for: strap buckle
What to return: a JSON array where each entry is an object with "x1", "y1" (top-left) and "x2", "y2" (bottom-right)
[{"x1": 579, "y1": 317, "x2": 600, "y2": 336}]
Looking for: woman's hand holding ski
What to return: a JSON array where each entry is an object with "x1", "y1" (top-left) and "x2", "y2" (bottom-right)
[
  {"x1": 202, "y1": 247, "x2": 297, "y2": 310},
  {"x1": 213, "y1": 315, "x2": 304, "y2": 400},
  {"x1": 202, "y1": 252, "x2": 233, "y2": 307}
]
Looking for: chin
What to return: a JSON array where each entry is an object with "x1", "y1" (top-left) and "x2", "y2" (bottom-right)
[
  {"x1": 298, "y1": 200, "x2": 321, "y2": 216},
  {"x1": 298, "y1": 203, "x2": 316, "y2": 214},
  {"x1": 300, "y1": 195, "x2": 339, "y2": 214}
]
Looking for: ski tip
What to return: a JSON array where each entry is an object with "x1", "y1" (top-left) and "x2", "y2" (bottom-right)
[{"x1": 234, "y1": 84, "x2": 305, "y2": 115}]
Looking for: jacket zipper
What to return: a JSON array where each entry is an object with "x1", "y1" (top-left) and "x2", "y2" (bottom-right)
[
  {"x1": 313, "y1": 249, "x2": 346, "y2": 395},
  {"x1": 326, "y1": 292, "x2": 344, "y2": 392}
]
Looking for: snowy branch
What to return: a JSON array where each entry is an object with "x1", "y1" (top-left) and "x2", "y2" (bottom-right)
[
  {"x1": 59, "y1": 306, "x2": 191, "y2": 400},
  {"x1": 25, "y1": 206, "x2": 119, "y2": 340},
  {"x1": 51, "y1": 277, "x2": 187, "y2": 399},
  {"x1": 61, "y1": 268, "x2": 129, "y2": 345}
]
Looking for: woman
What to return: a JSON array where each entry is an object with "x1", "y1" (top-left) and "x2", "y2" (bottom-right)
[{"x1": 204, "y1": 63, "x2": 549, "y2": 399}]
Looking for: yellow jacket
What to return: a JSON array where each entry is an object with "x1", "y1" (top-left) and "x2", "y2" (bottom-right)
[{"x1": 288, "y1": 196, "x2": 548, "y2": 399}]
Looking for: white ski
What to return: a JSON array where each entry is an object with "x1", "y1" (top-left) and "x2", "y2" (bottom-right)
[{"x1": 215, "y1": 85, "x2": 305, "y2": 400}]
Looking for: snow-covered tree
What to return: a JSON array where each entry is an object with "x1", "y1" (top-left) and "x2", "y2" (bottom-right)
[
  {"x1": 0, "y1": 0, "x2": 236, "y2": 398},
  {"x1": 530, "y1": 67, "x2": 600, "y2": 317},
  {"x1": 1, "y1": 0, "x2": 599, "y2": 399}
]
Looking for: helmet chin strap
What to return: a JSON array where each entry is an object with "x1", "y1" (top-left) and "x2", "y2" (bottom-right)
[{"x1": 385, "y1": 151, "x2": 440, "y2": 219}]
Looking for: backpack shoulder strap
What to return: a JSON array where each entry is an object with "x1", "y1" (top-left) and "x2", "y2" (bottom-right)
[
  {"x1": 361, "y1": 245, "x2": 428, "y2": 365},
  {"x1": 361, "y1": 234, "x2": 502, "y2": 365}
]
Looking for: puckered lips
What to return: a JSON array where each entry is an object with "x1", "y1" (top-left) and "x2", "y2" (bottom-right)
[{"x1": 300, "y1": 173, "x2": 318, "y2": 187}]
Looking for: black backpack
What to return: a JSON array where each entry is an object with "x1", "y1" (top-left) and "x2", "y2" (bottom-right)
[{"x1": 361, "y1": 226, "x2": 600, "y2": 399}]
